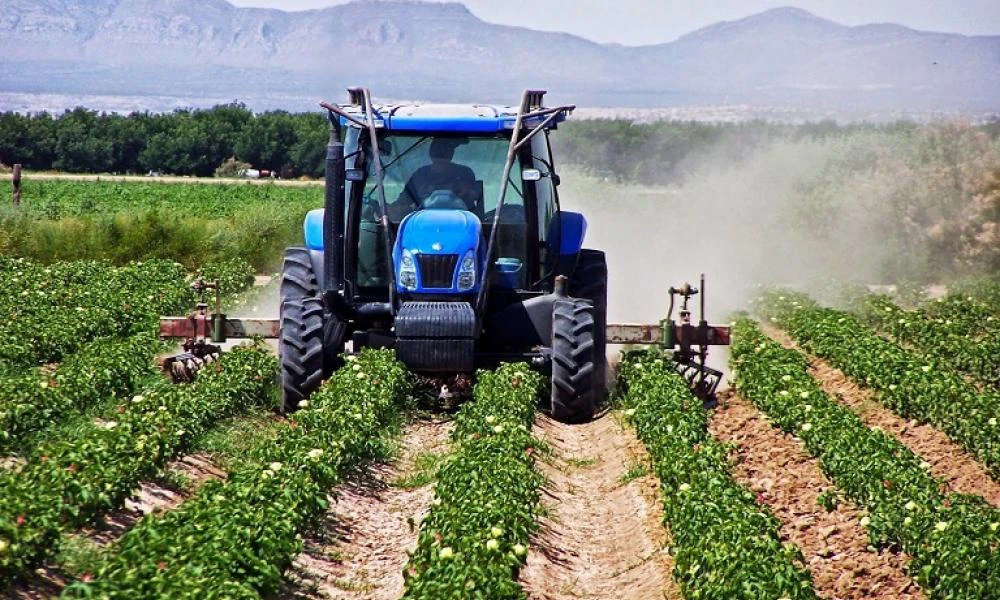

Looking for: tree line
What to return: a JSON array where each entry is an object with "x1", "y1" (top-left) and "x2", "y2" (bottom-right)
[
  {"x1": 0, "y1": 105, "x2": 328, "y2": 178},
  {"x1": 2, "y1": 104, "x2": 997, "y2": 184}
]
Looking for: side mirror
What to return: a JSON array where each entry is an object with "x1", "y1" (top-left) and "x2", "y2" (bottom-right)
[
  {"x1": 522, "y1": 168, "x2": 542, "y2": 181},
  {"x1": 552, "y1": 172, "x2": 561, "y2": 187}
]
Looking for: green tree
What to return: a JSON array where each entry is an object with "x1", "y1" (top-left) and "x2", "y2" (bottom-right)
[
  {"x1": 234, "y1": 111, "x2": 297, "y2": 172},
  {"x1": 53, "y1": 108, "x2": 114, "y2": 172}
]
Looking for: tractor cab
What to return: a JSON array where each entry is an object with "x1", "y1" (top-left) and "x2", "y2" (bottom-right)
[
  {"x1": 333, "y1": 104, "x2": 566, "y2": 302},
  {"x1": 352, "y1": 131, "x2": 536, "y2": 296}
]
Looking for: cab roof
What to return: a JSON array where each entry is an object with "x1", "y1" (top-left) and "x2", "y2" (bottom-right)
[{"x1": 338, "y1": 102, "x2": 571, "y2": 133}]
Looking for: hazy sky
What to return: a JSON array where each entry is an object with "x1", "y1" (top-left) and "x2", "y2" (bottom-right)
[{"x1": 227, "y1": 0, "x2": 1000, "y2": 45}]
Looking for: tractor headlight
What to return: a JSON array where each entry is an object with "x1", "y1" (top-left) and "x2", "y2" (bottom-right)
[
  {"x1": 399, "y1": 250, "x2": 418, "y2": 290},
  {"x1": 457, "y1": 251, "x2": 476, "y2": 291}
]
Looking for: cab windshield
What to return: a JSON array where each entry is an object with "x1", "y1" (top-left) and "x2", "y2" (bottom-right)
[{"x1": 362, "y1": 135, "x2": 523, "y2": 223}]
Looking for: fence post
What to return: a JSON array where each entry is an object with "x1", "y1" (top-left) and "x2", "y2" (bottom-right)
[{"x1": 12, "y1": 164, "x2": 21, "y2": 207}]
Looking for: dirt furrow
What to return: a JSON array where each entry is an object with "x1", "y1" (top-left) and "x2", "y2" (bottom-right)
[
  {"x1": 518, "y1": 414, "x2": 680, "y2": 600},
  {"x1": 710, "y1": 392, "x2": 921, "y2": 600},
  {"x1": 281, "y1": 418, "x2": 453, "y2": 600},
  {"x1": 765, "y1": 326, "x2": 1000, "y2": 505}
]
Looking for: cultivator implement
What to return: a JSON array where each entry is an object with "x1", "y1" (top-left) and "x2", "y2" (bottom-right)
[{"x1": 159, "y1": 275, "x2": 729, "y2": 402}]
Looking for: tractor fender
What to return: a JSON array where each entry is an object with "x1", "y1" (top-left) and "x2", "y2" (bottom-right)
[
  {"x1": 304, "y1": 208, "x2": 325, "y2": 250},
  {"x1": 303, "y1": 209, "x2": 328, "y2": 290},
  {"x1": 484, "y1": 293, "x2": 559, "y2": 349},
  {"x1": 553, "y1": 211, "x2": 587, "y2": 255},
  {"x1": 548, "y1": 211, "x2": 588, "y2": 278}
]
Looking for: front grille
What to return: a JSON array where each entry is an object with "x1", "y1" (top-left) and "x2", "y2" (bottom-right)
[{"x1": 417, "y1": 254, "x2": 458, "y2": 288}]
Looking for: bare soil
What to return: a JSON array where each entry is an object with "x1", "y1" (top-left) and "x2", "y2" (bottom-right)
[
  {"x1": 711, "y1": 391, "x2": 922, "y2": 600},
  {"x1": 518, "y1": 414, "x2": 680, "y2": 600},
  {"x1": 281, "y1": 418, "x2": 453, "y2": 599},
  {"x1": 765, "y1": 326, "x2": 1000, "y2": 505}
]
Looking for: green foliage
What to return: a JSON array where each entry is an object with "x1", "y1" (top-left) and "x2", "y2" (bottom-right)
[
  {"x1": 0, "y1": 257, "x2": 255, "y2": 371},
  {"x1": 0, "y1": 346, "x2": 277, "y2": 586},
  {"x1": 731, "y1": 317, "x2": 1000, "y2": 598},
  {"x1": 196, "y1": 258, "x2": 256, "y2": 297},
  {"x1": 859, "y1": 294, "x2": 1000, "y2": 387},
  {"x1": 754, "y1": 290, "x2": 1000, "y2": 479},
  {"x1": 62, "y1": 349, "x2": 409, "y2": 598},
  {"x1": 402, "y1": 364, "x2": 544, "y2": 599},
  {"x1": 950, "y1": 277, "x2": 1000, "y2": 312},
  {"x1": 391, "y1": 451, "x2": 447, "y2": 490},
  {"x1": 0, "y1": 259, "x2": 191, "y2": 370},
  {"x1": 0, "y1": 180, "x2": 318, "y2": 270},
  {"x1": 0, "y1": 105, "x2": 326, "y2": 177},
  {"x1": 618, "y1": 351, "x2": 818, "y2": 600},
  {"x1": 0, "y1": 334, "x2": 160, "y2": 452}
]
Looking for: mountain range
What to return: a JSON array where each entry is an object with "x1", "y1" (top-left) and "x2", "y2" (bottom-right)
[{"x1": 0, "y1": 0, "x2": 998, "y2": 114}]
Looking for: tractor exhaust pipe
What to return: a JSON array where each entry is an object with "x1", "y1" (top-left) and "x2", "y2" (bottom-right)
[{"x1": 323, "y1": 107, "x2": 346, "y2": 294}]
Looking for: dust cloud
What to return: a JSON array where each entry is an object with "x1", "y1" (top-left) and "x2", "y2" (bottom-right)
[
  {"x1": 230, "y1": 276, "x2": 280, "y2": 319},
  {"x1": 559, "y1": 125, "x2": 1000, "y2": 325}
]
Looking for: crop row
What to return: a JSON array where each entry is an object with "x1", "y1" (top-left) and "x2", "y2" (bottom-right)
[
  {"x1": 755, "y1": 291, "x2": 1000, "y2": 478},
  {"x1": 731, "y1": 318, "x2": 1000, "y2": 598},
  {"x1": 917, "y1": 293, "x2": 998, "y2": 337},
  {"x1": 618, "y1": 350, "x2": 818, "y2": 600},
  {"x1": 4, "y1": 179, "x2": 318, "y2": 219},
  {"x1": 63, "y1": 349, "x2": 411, "y2": 598},
  {"x1": 950, "y1": 277, "x2": 1000, "y2": 313},
  {"x1": 0, "y1": 345, "x2": 276, "y2": 587},
  {"x1": 859, "y1": 294, "x2": 1000, "y2": 386},
  {"x1": 0, "y1": 333, "x2": 160, "y2": 452},
  {"x1": 0, "y1": 259, "x2": 188, "y2": 370},
  {"x1": 402, "y1": 364, "x2": 544, "y2": 599},
  {"x1": 0, "y1": 257, "x2": 254, "y2": 372}
]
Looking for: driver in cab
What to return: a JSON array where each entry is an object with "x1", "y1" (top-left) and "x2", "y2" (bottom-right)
[{"x1": 387, "y1": 137, "x2": 475, "y2": 221}]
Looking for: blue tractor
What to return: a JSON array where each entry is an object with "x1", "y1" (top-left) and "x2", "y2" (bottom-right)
[
  {"x1": 280, "y1": 88, "x2": 607, "y2": 422},
  {"x1": 160, "y1": 88, "x2": 731, "y2": 421}
]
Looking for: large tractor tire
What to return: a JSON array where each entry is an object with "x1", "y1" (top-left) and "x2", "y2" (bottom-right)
[
  {"x1": 570, "y1": 249, "x2": 608, "y2": 402},
  {"x1": 280, "y1": 246, "x2": 345, "y2": 381},
  {"x1": 551, "y1": 297, "x2": 596, "y2": 423},
  {"x1": 280, "y1": 247, "x2": 318, "y2": 302},
  {"x1": 279, "y1": 296, "x2": 325, "y2": 413}
]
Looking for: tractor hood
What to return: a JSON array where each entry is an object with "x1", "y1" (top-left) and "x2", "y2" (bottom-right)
[
  {"x1": 397, "y1": 209, "x2": 481, "y2": 254},
  {"x1": 394, "y1": 209, "x2": 482, "y2": 294}
]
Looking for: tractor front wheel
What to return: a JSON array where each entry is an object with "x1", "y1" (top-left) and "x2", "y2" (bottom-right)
[
  {"x1": 550, "y1": 297, "x2": 596, "y2": 423},
  {"x1": 279, "y1": 296, "x2": 324, "y2": 413}
]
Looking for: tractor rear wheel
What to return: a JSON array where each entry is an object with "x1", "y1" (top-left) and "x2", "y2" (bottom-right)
[
  {"x1": 279, "y1": 296, "x2": 324, "y2": 413},
  {"x1": 280, "y1": 246, "x2": 344, "y2": 380},
  {"x1": 280, "y1": 246, "x2": 318, "y2": 301},
  {"x1": 550, "y1": 297, "x2": 596, "y2": 423},
  {"x1": 570, "y1": 249, "x2": 608, "y2": 402}
]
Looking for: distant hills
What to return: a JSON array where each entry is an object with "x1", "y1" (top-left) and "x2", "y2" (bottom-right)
[{"x1": 0, "y1": 0, "x2": 998, "y2": 115}]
